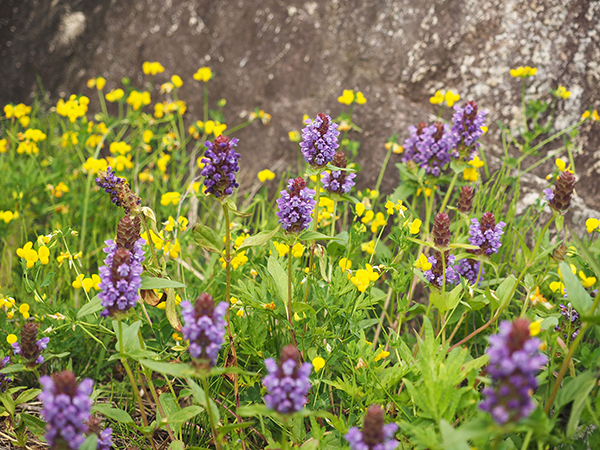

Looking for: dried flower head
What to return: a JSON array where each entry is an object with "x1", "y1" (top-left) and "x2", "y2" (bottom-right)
[{"x1": 457, "y1": 186, "x2": 474, "y2": 214}]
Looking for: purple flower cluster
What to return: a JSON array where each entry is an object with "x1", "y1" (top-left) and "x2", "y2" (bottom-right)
[
  {"x1": 480, "y1": 319, "x2": 547, "y2": 424},
  {"x1": 451, "y1": 101, "x2": 487, "y2": 155},
  {"x1": 468, "y1": 212, "x2": 506, "y2": 256},
  {"x1": 201, "y1": 135, "x2": 241, "y2": 198},
  {"x1": 98, "y1": 238, "x2": 145, "y2": 317},
  {"x1": 86, "y1": 415, "x2": 113, "y2": 450},
  {"x1": 263, "y1": 345, "x2": 312, "y2": 414},
  {"x1": 555, "y1": 303, "x2": 581, "y2": 342},
  {"x1": 12, "y1": 321, "x2": 49, "y2": 367},
  {"x1": 345, "y1": 405, "x2": 399, "y2": 450},
  {"x1": 300, "y1": 113, "x2": 340, "y2": 167},
  {"x1": 321, "y1": 151, "x2": 356, "y2": 194},
  {"x1": 180, "y1": 293, "x2": 228, "y2": 368},
  {"x1": 39, "y1": 370, "x2": 93, "y2": 450},
  {"x1": 95, "y1": 167, "x2": 141, "y2": 215},
  {"x1": 455, "y1": 258, "x2": 484, "y2": 285},
  {"x1": 276, "y1": 177, "x2": 316, "y2": 233},
  {"x1": 402, "y1": 122, "x2": 459, "y2": 177},
  {"x1": 424, "y1": 252, "x2": 459, "y2": 288},
  {"x1": 0, "y1": 357, "x2": 11, "y2": 392}
]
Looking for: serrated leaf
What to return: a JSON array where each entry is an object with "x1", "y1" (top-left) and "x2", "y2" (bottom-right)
[
  {"x1": 140, "y1": 276, "x2": 186, "y2": 290},
  {"x1": 77, "y1": 295, "x2": 103, "y2": 319},
  {"x1": 192, "y1": 223, "x2": 222, "y2": 253},
  {"x1": 236, "y1": 227, "x2": 280, "y2": 252},
  {"x1": 93, "y1": 404, "x2": 134, "y2": 424}
]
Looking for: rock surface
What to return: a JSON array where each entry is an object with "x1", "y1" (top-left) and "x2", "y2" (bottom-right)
[{"x1": 1, "y1": 0, "x2": 599, "y2": 221}]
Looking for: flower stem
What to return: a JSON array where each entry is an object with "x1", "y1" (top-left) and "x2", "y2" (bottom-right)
[
  {"x1": 375, "y1": 144, "x2": 393, "y2": 193},
  {"x1": 439, "y1": 171, "x2": 459, "y2": 214},
  {"x1": 287, "y1": 245, "x2": 298, "y2": 348},
  {"x1": 201, "y1": 375, "x2": 223, "y2": 450}
]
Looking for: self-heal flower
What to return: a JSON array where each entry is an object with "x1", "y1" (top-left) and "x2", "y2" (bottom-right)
[
  {"x1": 39, "y1": 370, "x2": 93, "y2": 450},
  {"x1": 480, "y1": 319, "x2": 547, "y2": 424},
  {"x1": 300, "y1": 113, "x2": 340, "y2": 167},
  {"x1": 457, "y1": 186, "x2": 475, "y2": 214},
  {"x1": 555, "y1": 303, "x2": 582, "y2": 341},
  {"x1": 402, "y1": 122, "x2": 459, "y2": 177},
  {"x1": 452, "y1": 101, "x2": 487, "y2": 157},
  {"x1": 321, "y1": 151, "x2": 356, "y2": 194},
  {"x1": 0, "y1": 357, "x2": 12, "y2": 393},
  {"x1": 98, "y1": 216, "x2": 145, "y2": 317},
  {"x1": 96, "y1": 167, "x2": 142, "y2": 215},
  {"x1": 276, "y1": 177, "x2": 316, "y2": 233},
  {"x1": 455, "y1": 258, "x2": 483, "y2": 285},
  {"x1": 201, "y1": 135, "x2": 241, "y2": 198},
  {"x1": 545, "y1": 171, "x2": 576, "y2": 214},
  {"x1": 12, "y1": 321, "x2": 49, "y2": 367},
  {"x1": 180, "y1": 293, "x2": 228, "y2": 368},
  {"x1": 345, "y1": 405, "x2": 399, "y2": 450},
  {"x1": 85, "y1": 416, "x2": 113, "y2": 450},
  {"x1": 263, "y1": 345, "x2": 312, "y2": 414},
  {"x1": 468, "y1": 212, "x2": 506, "y2": 256}
]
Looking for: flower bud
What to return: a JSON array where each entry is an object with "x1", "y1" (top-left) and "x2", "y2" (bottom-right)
[
  {"x1": 457, "y1": 186, "x2": 474, "y2": 214},
  {"x1": 432, "y1": 212, "x2": 451, "y2": 248},
  {"x1": 546, "y1": 171, "x2": 576, "y2": 214}
]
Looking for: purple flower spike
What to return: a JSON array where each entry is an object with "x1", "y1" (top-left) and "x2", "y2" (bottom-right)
[
  {"x1": 468, "y1": 212, "x2": 506, "y2": 256},
  {"x1": 321, "y1": 151, "x2": 356, "y2": 194},
  {"x1": 402, "y1": 121, "x2": 459, "y2": 177},
  {"x1": 300, "y1": 113, "x2": 340, "y2": 167},
  {"x1": 39, "y1": 370, "x2": 93, "y2": 450},
  {"x1": 201, "y1": 135, "x2": 241, "y2": 198},
  {"x1": 276, "y1": 177, "x2": 316, "y2": 233},
  {"x1": 345, "y1": 405, "x2": 399, "y2": 450},
  {"x1": 455, "y1": 258, "x2": 483, "y2": 285},
  {"x1": 180, "y1": 293, "x2": 228, "y2": 368},
  {"x1": 555, "y1": 303, "x2": 581, "y2": 342},
  {"x1": 480, "y1": 319, "x2": 547, "y2": 424},
  {"x1": 263, "y1": 345, "x2": 312, "y2": 414},
  {"x1": 13, "y1": 321, "x2": 49, "y2": 368},
  {"x1": 451, "y1": 101, "x2": 487, "y2": 157},
  {"x1": 96, "y1": 167, "x2": 142, "y2": 215},
  {"x1": 86, "y1": 415, "x2": 113, "y2": 450},
  {"x1": 424, "y1": 252, "x2": 460, "y2": 288},
  {"x1": 0, "y1": 357, "x2": 11, "y2": 392}
]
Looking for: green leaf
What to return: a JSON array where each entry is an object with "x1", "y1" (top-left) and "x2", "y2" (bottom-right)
[
  {"x1": 0, "y1": 393, "x2": 15, "y2": 416},
  {"x1": 140, "y1": 276, "x2": 186, "y2": 290},
  {"x1": 187, "y1": 379, "x2": 220, "y2": 423},
  {"x1": 168, "y1": 441, "x2": 186, "y2": 450},
  {"x1": 80, "y1": 434, "x2": 98, "y2": 450},
  {"x1": 236, "y1": 227, "x2": 280, "y2": 252},
  {"x1": 217, "y1": 421, "x2": 253, "y2": 440},
  {"x1": 139, "y1": 360, "x2": 195, "y2": 378},
  {"x1": 571, "y1": 232, "x2": 600, "y2": 280},
  {"x1": 223, "y1": 198, "x2": 252, "y2": 218},
  {"x1": 92, "y1": 404, "x2": 134, "y2": 424},
  {"x1": 448, "y1": 243, "x2": 480, "y2": 250},
  {"x1": 267, "y1": 254, "x2": 289, "y2": 305},
  {"x1": 559, "y1": 261, "x2": 593, "y2": 315},
  {"x1": 0, "y1": 364, "x2": 25, "y2": 374},
  {"x1": 446, "y1": 284, "x2": 463, "y2": 311},
  {"x1": 299, "y1": 230, "x2": 345, "y2": 242},
  {"x1": 113, "y1": 320, "x2": 143, "y2": 353},
  {"x1": 21, "y1": 412, "x2": 45, "y2": 436},
  {"x1": 566, "y1": 372, "x2": 597, "y2": 437},
  {"x1": 406, "y1": 237, "x2": 435, "y2": 248},
  {"x1": 192, "y1": 223, "x2": 222, "y2": 253},
  {"x1": 77, "y1": 295, "x2": 103, "y2": 319},
  {"x1": 555, "y1": 214, "x2": 564, "y2": 232},
  {"x1": 439, "y1": 419, "x2": 471, "y2": 450},
  {"x1": 429, "y1": 290, "x2": 447, "y2": 313},
  {"x1": 162, "y1": 405, "x2": 203, "y2": 425},
  {"x1": 495, "y1": 275, "x2": 517, "y2": 310},
  {"x1": 237, "y1": 404, "x2": 273, "y2": 417},
  {"x1": 15, "y1": 389, "x2": 41, "y2": 405}
]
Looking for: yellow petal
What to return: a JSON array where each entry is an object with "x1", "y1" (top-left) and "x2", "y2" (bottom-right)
[{"x1": 312, "y1": 356, "x2": 325, "y2": 372}]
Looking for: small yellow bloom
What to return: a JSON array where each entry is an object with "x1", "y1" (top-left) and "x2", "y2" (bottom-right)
[
  {"x1": 291, "y1": 243, "x2": 305, "y2": 258},
  {"x1": 230, "y1": 296, "x2": 239, "y2": 305},
  {"x1": 126, "y1": 90, "x2": 151, "y2": 111},
  {"x1": 385, "y1": 201, "x2": 396, "y2": 215},
  {"x1": 82, "y1": 157, "x2": 109, "y2": 174},
  {"x1": 173, "y1": 332, "x2": 183, "y2": 341},
  {"x1": 142, "y1": 130, "x2": 154, "y2": 144},
  {"x1": 549, "y1": 281, "x2": 565, "y2": 294},
  {"x1": 530, "y1": 286, "x2": 553, "y2": 310},
  {"x1": 7, "y1": 334, "x2": 17, "y2": 345},
  {"x1": 361, "y1": 210, "x2": 374, "y2": 225},
  {"x1": 529, "y1": 320, "x2": 543, "y2": 337},
  {"x1": 355, "y1": 202, "x2": 366, "y2": 217},
  {"x1": 19, "y1": 303, "x2": 30, "y2": 319},
  {"x1": 593, "y1": 110, "x2": 600, "y2": 121},
  {"x1": 105, "y1": 89, "x2": 124, "y2": 102},
  {"x1": 16, "y1": 242, "x2": 38, "y2": 268},
  {"x1": 338, "y1": 89, "x2": 355, "y2": 105},
  {"x1": 429, "y1": 90, "x2": 444, "y2": 105},
  {"x1": 288, "y1": 130, "x2": 301, "y2": 142},
  {"x1": 236, "y1": 308, "x2": 244, "y2": 317},
  {"x1": 586, "y1": 218, "x2": 600, "y2": 233},
  {"x1": 161, "y1": 192, "x2": 181, "y2": 206},
  {"x1": 414, "y1": 253, "x2": 432, "y2": 271},
  {"x1": 263, "y1": 301, "x2": 276, "y2": 310},
  {"x1": 38, "y1": 246, "x2": 50, "y2": 265},
  {"x1": 370, "y1": 212, "x2": 387, "y2": 233},
  {"x1": 193, "y1": 67, "x2": 213, "y2": 82},
  {"x1": 361, "y1": 240, "x2": 375, "y2": 255},
  {"x1": 171, "y1": 75, "x2": 183, "y2": 88},
  {"x1": 481, "y1": 126, "x2": 488, "y2": 134},
  {"x1": 374, "y1": 349, "x2": 390, "y2": 362},
  {"x1": 409, "y1": 218, "x2": 422, "y2": 235},
  {"x1": 463, "y1": 167, "x2": 478, "y2": 182},
  {"x1": 258, "y1": 169, "x2": 275, "y2": 183},
  {"x1": 556, "y1": 85, "x2": 571, "y2": 99},
  {"x1": 142, "y1": 61, "x2": 165, "y2": 76},
  {"x1": 579, "y1": 271, "x2": 596, "y2": 288},
  {"x1": 355, "y1": 91, "x2": 367, "y2": 104},
  {"x1": 0, "y1": 138, "x2": 8, "y2": 154},
  {"x1": 312, "y1": 356, "x2": 326, "y2": 372},
  {"x1": 339, "y1": 258, "x2": 352, "y2": 271},
  {"x1": 444, "y1": 90, "x2": 460, "y2": 107},
  {"x1": 510, "y1": 66, "x2": 537, "y2": 78}
]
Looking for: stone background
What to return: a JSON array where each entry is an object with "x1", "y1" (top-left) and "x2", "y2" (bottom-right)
[{"x1": 1, "y1": 0, "x2": 599, "y2": 222}]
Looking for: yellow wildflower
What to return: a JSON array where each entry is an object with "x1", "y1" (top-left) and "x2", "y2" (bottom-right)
[
  {"x1": 414, "y1": 253, "x2": 432, "y2": 271},
  {"x1": 19, "y1": 303, "x2": 30, "y2": 319},
  {"x1": 142, "y1": 61, "x2": 165, "y2": 76},
  {"x1": 385, "y1": 141, "x2": 403, "y2": 154},
  {"x1": 1, "y1": 210, "x2": 19, "y2": 223},
  {"x1": 0, "y1": 138, "x2": 7, "y2": 154},
  {"x1": 593, "y1": 110, "x2": 600, "y2": 121},
  {"x1": 161, "y1": 192, "x2": 181, "y2": 206},
  {"x1": 263, "y1": 301, "x2": 276, "y2": 310},
  {"x1": 126, "y1": 90, "x2": 151, "y2": 111},
  {"x1": 87, "y1": 77, "x2": 106, "y2": 90},
  {"x1": 171, "y1": 75, "x2": 183, "y2": 88},
  {"x1": 291, "y1": 243, "x2": 305, "y2": 258},
  {"x1": 105, "y1": 89, "x2": 124, "y2": 102},
  {"x1": 361, "y1": 210, "x2": 374, "y2": 225},
  {"x1": 61, "y1": 131, "x2": 79, "y2": 147},
  {"x1": 230, "y1": 296, "x2": 239, "y2": 305},
  {"x1": 312, "y1": 356, "x2": 325, "y2": 372},
  {"x1": 258, "y1": 169, "x2": 276, "y2": 183},
  {"x1": 7, "y1": 334, "x2": 17, "y2": 345},
  {"x1": 157, "y1": 153, "x2": 171, "y2": 173},
  {"x1": 530, "y1": 286, "x2": 553, "y2": 310},
  {"x1": 173, "y1": 332, "x2": 183, "y2": 341},
  {"x1": 339, "y1": 258, "x2": 352, "y2": 271},
  {"x1": 338, "y1": 89, "x2": 355, "y2": 105},
  {"x1": 355, "y1": 91, "x2": 367, "y2": 104},
  {"x1": 374, "y1": 349, "x2": 390, "y2": 362},
  {"x1": 193, "y1": 67, "x2": 213, "y2": 82},
  {"x1": 429, "y1": 90, "x2": 444, "y2": 105},
  {"x1": 82, "y1": 157, "x2": 109, "y2": 174},
  {"x1": 361, "y1": 240, "x2": 375, "y2": 255},
  {"x1": 444, "y1": 90, "x2": 460, "y2": 107},
  {"x1": 106, "y1": 155, "x2": 133, "y2": 172},
  {"x1": 529, "y1": 319, "x2": 543, "y2": 337},
  {"x1": 56, "y1": 95, "x2": 89, "y2": 122},
  {"x1": 579, "y1": 271, "x2": 596, "y2": 288},
  {"x1": 586, "y1": 218, "x2": 600, "y2": 233},
  {"x1": 510, "y1": 66, "x2": 537, "y2": 78},
  {"x1": 409, "y1": 218, "x2": 422, "y2": 235},
  {"x1": 163, "y1": 238, "x2": 181, "y2": 258},
  {"x1": 556, "y1": 85, "x2": 571, "y2": 99},
  {"x1": 110, "y1": 141, "x2": 131, "y2": 155},
  {"x1": 370, "y1": 212, "x2": 387, "y2": 233},
  {"x1": 16, "y1": 242, "x2": 39, "y2": 268},
  {"x1": 385, "y1": 201, "x2": 396, "y2": 215},
  {"x1": 288, "y1": 130, "x2": 301, "y2": 142},
  {"x1": 549, "y1": 281, "x2": 565, "y2": 294}
]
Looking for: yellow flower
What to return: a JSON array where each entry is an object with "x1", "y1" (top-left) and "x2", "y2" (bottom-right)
[
  {"x1": 230, "y1": 296, "x2": 239, "y2": 305},
  {"x1": 1, "y1": 210, "x2": 19, "y2": 223},
  {"x1": 374, "y1": 349, "x2": 390, "y2": 362},
  {"x1": 338, "y1": 89, "x2": 355, "y2": 105},
  {"x1": 444, "y1": 90, "x2": 460, "y2": 107},
  {"x1": 579, "y1": 271, "x2": 596, "y2": 288},
  {"x1": 106, "y1": 155, "x2": 133, "y2": 172},
  {"x1": 0, "y1": 138, "x2": 7, "y2": 154},
  {"x1": 263, "y1": 301, "x2": 276, "y2": 310},
  {"x1": 463, "y1": 167, "x2": 478, "y2": 182},
  {"x1": 157, "y1": 153, "x2": 171, "y2": 173},
  {"x1": 258, "y1": 169, "x2": 276, "y2": 183},
  {"x1": 549, "y1": 281, "x2": 565, "y2": 294},
  {"x1": 17, "y1": 242, "x2": 39, "y2": 268},
  {"x1": 171, "y1": 75, "x2": 183, "y2": 88},
  {"x1": 161, "y1": 192, "x2": 181, "y2": 206},
  {"x1": 173, "y1": 332, "x2": 183, "y2": 341},
  {"x1": 110, "y1": 141, "x2": 131, "y2": 155},
  {"x1": 385, "y1": 141, "x2": 403, "y2": 154},
  {"x1": 288, "y1": 130, "x2": 301, "y2": 142},
  {"x1": 291, "y1": 243, "x2": 305, "y2": 258},
  {"x1": 19, "y1": 303, "x2": 30, "y2": 319},
  {"x1": 272, "y1": 241, "x2": 289, "y2": 258},
  {"x1": 38, "y1": 246, "x2": 50, "y2": 264},
  {"x1": 142, "y1": 130, "x2": 154, "y2": 145},
  {"x1": 19, "y1": 116, "x2": 30, "y2": 127},
  {"x1": 142, "y1": 61, "x2": 165, "y2": 76},
  {"x1": 105, "y1": 89, "x2": 124, "y2": 102},
  {"x1": 163, "y1": 239, "x2": 181, "y2": 258},
  {"x1": 529, "y1": 319, "x2": 543, "y2": 337},
  {"x1": 339, "y1": 258, "x2": 352, "y2": 271},
  {"x1": 414, "y1": 253, "x2": 432, "y2": 271},
  {"x1": 481, "y1": 126, "x2": 488, "y2": 134},
  {"x1": 126, "y1": 91, "x2": 151, "y2": 111},
  {"x1": 429, "y1": 90, "x2": 444, "y2": 105},
  {"x1": 586, "y1": 218, "x2": 600, "y2": 233},
  {"x1": 361, "y1": 240, "x2": 375, "y2": 255},
  {"x1": 556, "y1": 85, "x2": 571, "y2": 99},
  {"x1": 193, "y1": 67, "x2": 213, "y2": 82},
  {"x1": 530, "y1": 286, "x2": 553, "y2": 310},
  {"x1": 355, "y1": 91, "x2": 367, "y2": 104},
  {"x1": 510, "y1": 66, "x2": 537, "y2": 78},
  {"x1": 11, "y1": 103, "x2": 32, "y2": 118},
  {"x1": 593, "y1": 110, "x2": 600, "y2": 121},
  {"x1": 312, "y1": 356, "x2": 325, "y2": 372},
  {"x1": 7, "y1": 334, "x2": 17, "y2": 345},
  {"x1": 82, "y1": 157, "x2": 109, "y2": 174},
  {"x1": 56, "y1": 95, "x2": 89, "y2": 122},
  {"x1": 87, "y1": 77, "x2": 106, "y2": 90},
  {"x1": 61, "y1": 131, "x2": 79, "y2": 147},
  {"x1": 361, "y1": 210, "x2": 374, "y2": 225},
  {"x1": 370, "y1": 212, "x2": 387, "y2": 233},
  {"x1": 355, "y1": 202, "x2": 366, "y2": 217},
  {"x1": 385, "y1": 201, "x2": 396, "y2": 215},
  {"x1": 4, "y1": 104, "x2": 14, "y2": 117},
  {"x1": 409, "y1": 218, "x2": 422, "y2": 235}
]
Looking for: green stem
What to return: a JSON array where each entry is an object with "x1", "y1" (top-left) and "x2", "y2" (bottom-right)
[
  {"x1": 288, "y1": 245, "x2": 298, "y2": 347},
  {"x1": 201, "y1": 376, "x2": 223, "y2": 450},
  {"x1": 141, "y1": 215, "x2": 160, "y2": 270},
  {"x1": 439, "y1": 171, "x2": 459, "y2": 214},
  {"x1": 374, "y1": 144, "x2": 393, "y2": 193}
]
